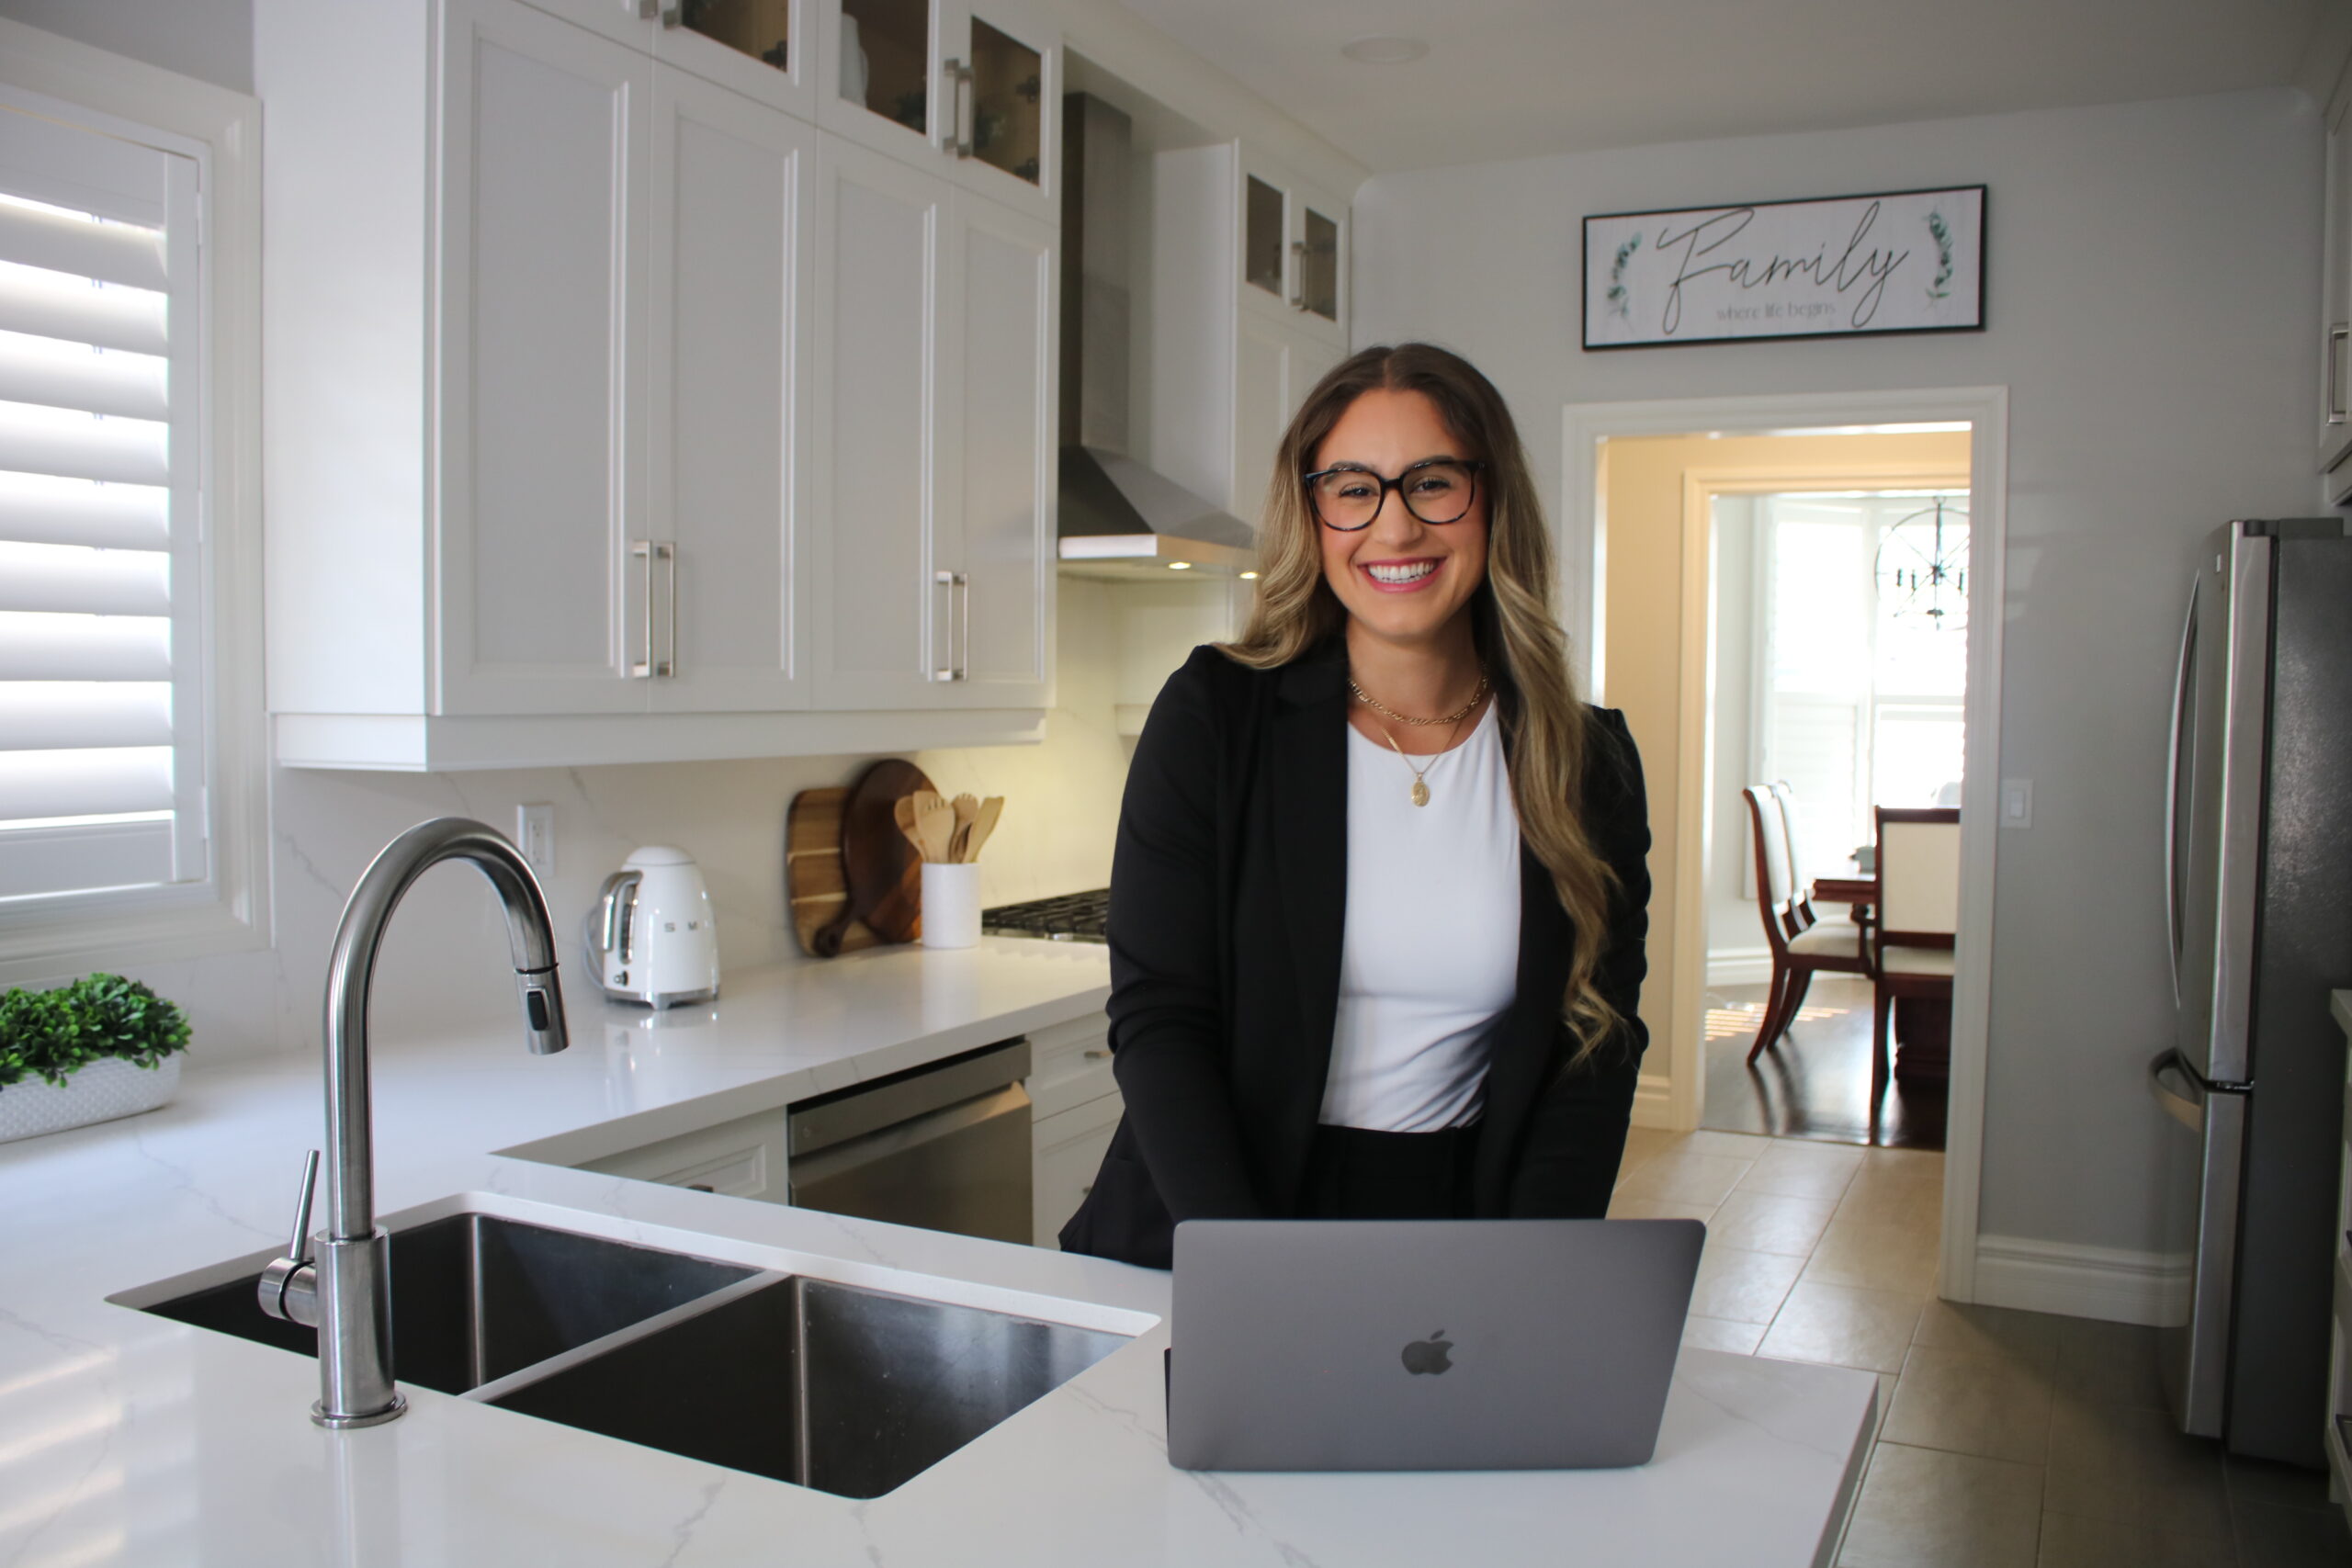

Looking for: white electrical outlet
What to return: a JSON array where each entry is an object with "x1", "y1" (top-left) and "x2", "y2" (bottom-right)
[
  {"x1": 517, "y1": 803, "x2": 555, "y2": 872},
  {"x1": 1998, "y1": 778, "x2": 2032, "y2": 829}
]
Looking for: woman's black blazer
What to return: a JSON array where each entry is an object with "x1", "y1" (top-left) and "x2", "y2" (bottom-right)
[{"x1": 1058, "y1": 635, "x2": 1652, "y2": 1269}]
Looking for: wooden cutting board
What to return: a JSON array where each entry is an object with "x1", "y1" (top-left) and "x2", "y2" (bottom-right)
[{"x1": 786, "y1": 760, "x2": 933, "y2": 956}]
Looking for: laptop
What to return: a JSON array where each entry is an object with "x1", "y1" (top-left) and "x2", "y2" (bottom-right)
[{"x1": 1166, "y1": 1217, "x2": 1704, "y2": 1472}]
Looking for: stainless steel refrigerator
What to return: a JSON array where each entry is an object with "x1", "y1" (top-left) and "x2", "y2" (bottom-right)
[{"x1": 2153, "y1": 518, "x2": 2352, "y2": 1467}]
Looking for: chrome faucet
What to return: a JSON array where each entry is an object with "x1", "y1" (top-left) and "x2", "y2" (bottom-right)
[{"x1": 257, "y1": 818, "x2": 570, "y2": 1427}]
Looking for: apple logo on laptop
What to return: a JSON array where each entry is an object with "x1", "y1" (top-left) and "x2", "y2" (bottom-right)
[{"x1": 1400, "y1": 1329, "x2": 1454, "y2": 1376}]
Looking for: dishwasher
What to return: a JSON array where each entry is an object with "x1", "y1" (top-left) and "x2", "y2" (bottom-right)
[{"x1": 787, "y1": 1038, "x2": 1033, "y2": 1245}]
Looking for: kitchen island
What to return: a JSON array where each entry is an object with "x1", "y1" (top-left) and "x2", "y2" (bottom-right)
[{"x1": 0, "y1": 941, "x2": 1874, "y2": 1566}]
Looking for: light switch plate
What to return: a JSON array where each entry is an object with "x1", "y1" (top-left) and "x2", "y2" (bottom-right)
[
  {"x1": 1998, "y1": 778, "x2": 2031, "y2": 829},
  {"x1": 517, "y1": 803, "x2": 555, "y2": 872}
]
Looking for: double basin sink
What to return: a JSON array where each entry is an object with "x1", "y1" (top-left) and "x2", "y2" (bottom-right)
[{"x1": 136, "y1": 1208, "x2": 1131, "y2": 1499}]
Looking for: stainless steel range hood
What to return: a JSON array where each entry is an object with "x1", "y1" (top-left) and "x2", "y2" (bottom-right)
[{"x1": 1057, "y1": 93, "x2": 1255, "y2": 580}]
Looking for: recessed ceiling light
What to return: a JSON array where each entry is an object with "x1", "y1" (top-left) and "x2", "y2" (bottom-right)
[
  {"x1": 1239, "y1": 570, "x2": 1261, "y2": 580},
  {"x1": 1340, "y1": 36, "x2": 1427, "y2": 64},
  {"x1": 1168, "y1": 560, "x2": 1193, "y2": 570}
]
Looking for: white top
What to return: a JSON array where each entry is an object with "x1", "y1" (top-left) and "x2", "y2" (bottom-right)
[{"x1": 1322, "y1": 699, "x2": 1523, "y2": 1132}]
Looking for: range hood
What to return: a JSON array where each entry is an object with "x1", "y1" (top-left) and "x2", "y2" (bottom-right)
[{"x1": 1057, "y1": 93, "x2": 1256, "y2": 580}]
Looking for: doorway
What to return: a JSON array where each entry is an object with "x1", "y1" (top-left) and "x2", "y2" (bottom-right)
[{"x1": 1565, "y1": 388, "x2": 2007, "y2": 1303}]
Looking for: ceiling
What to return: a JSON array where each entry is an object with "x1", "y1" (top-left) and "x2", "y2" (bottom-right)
[{"x1": 1114, "y1": 0, "x2": 2340, "y2": 173}]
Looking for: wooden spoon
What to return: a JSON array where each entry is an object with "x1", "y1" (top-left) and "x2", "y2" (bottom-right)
[
  {"x1": 951, "y1": 794, "x2": 980, "y2": 863},
  {"x1": 892, "y1": 795, "x2": 925, "y2": 856},
  {"x1": 963, "y1": 796, "x2": 1004, "y2": 863},
  {"x1": 914, "y1": 795, "x2": 958, "y2": 864}
]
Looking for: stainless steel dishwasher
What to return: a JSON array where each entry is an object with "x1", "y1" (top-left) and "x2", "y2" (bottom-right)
[{"x1": 787, "y1": 1038, "x2": 1032, "y2": 1245}]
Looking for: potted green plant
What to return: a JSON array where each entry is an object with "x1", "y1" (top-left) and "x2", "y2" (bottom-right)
[{"x1": 0, "y1": 974, "x2": 191, "y2": 1144}]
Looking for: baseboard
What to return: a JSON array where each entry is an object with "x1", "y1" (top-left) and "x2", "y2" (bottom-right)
[
  {"x1": 1629, "y1": 1071, "x2": 1680, "y2": 1131},
  {"x1": 1970, "y1": 1235, "x2": 2192, "y2": 1327},
  {"x1": 1706, "y1": 948, "x2": 1775, "y2": 987}
]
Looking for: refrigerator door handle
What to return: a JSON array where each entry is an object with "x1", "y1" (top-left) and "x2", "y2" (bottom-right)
[
  {"x1": 2148, "y1": 1047, "x2": 2205, "y2": 1131},
  {"x1": 2164, "y1": 578, "x2": 2197, "y2": 1009}
]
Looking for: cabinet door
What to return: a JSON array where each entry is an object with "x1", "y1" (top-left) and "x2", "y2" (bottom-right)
[
  {"x1": 934, "y1": 191, "x2": 1054, "y2": 706},
  {"x1": 2322, "y1": 106, "x2": 2352, "y2": 474},
  {"x1": 648, "y1": 63, "x2": 814, "y2": 713},
  {"x1": 1031, "y1": 1091, "x2": 1121, "y2": 1248},
  {"x1": 1235, "y1": 151, "x2": 1346, "y2": 345},
  {"x1": 436, "y1": 0, "x2": 650, "y2": 716},
  {"x1": 937, "y1": 0, "x2": 1056, "y2": 222},
  {"x1": 650, "y1": 0, "x2": 817, "y2": 123},
  {"x1": 810, "y1": 135, "x2": 952, "y2": 708},
  {"x1": 813, "y1": 0, "x2": 944, "y2": 166},
  {"x1": 1232, "y1": 312, "x2": 1342, "y2": 520},
  {"x1": 581, "y1": 1107, "x2": 789, "y2": 1201}
]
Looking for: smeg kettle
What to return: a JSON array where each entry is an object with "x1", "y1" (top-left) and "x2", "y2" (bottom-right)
[{"x1": 583, "y1": 846, "x2": 720, "y2": 1009}]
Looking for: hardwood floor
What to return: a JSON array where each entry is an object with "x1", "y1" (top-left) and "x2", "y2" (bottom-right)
[{"x1": 1701, "y1": 975, "x2": 1948, "y2": 1150}]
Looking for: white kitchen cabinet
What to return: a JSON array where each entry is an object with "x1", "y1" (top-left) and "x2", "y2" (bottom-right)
[
  {"x1": 1025, "y1": 1012, "x2": 1120, "y2": 1247},
  {"x1": 649, "y1": 62, "x2": 816, "y2": 713},
  {"x1": 813, "y1": 0, "x2": 1057, "y2": 224},
  {"x1": 581, "y1": 1104, "x2": 790, "y2": 1201},
  {"x1": 1031, "y1": 1090, "x2": 1121, "y2": 1248},
  {"x1": 2321, "y1": 96, "x2": 2352, "y2": 482},
  {"x1": 1235, "y1": 147, "x2": 1347, "y2": 347},
  {"x1": 259, "y1": 0, "x2": 1054, "y2": 767},
  {"x1": 1233, "y1": 310, "x2": 1346, "y2": 524},
  {"x1": 811, "y1": 134, "x2": 1055, "y2": 711}
]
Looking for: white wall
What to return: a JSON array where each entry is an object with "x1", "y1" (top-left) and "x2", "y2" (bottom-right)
[{"x1": 1352, "y1": 87, "x2": 2323, "y2": 1262}]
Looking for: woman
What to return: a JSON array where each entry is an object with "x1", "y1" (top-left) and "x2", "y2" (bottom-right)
[{"x1": 1059, "y1": 343, "x2": 1651, "y2": 1269}]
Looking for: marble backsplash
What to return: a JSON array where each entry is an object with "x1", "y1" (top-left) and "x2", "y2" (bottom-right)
[{"x1": 105, "y1": 581, "x2": 1155, "y2": 1066}]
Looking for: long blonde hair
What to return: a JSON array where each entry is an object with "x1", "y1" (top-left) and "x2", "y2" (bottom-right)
[{"x1": 1223, "y1": 343, "x2": 1624, "y2": 1065}]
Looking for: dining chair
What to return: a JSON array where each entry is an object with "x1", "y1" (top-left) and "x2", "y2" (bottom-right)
[
  {"x1": 1743, "y1": 784, "x2": 1871, "y2": 1065},
  {"x1": 1870, "y1": 807, "x2": 1962, "y2": 1098},
  {"x1": 1769, "y1": 780, "x2": 1863, "y2": 943}
]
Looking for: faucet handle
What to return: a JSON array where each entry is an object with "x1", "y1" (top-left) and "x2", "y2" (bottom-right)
[
  {"x1": 258, "y1": 1150, "x2": 322, "y2": 1326},
  {"x1": 285, "y1": 1148, "x2": 320, "y2": 1263}
]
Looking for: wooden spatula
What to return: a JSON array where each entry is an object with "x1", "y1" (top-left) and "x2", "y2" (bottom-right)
[
  {"x1": 914, "y1": 795, "x2": 958, "y2": 864},
  {"x1": 951, "y1": 794, "x2": 979, "y2": 863},
  {"x1": 963, "y1": 795, "x2": 1004, "y2": 863}
]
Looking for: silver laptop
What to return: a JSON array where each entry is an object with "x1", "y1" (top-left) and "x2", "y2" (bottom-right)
[{"x1": 1167, "y1": 1218, "x2": 1704, "y2": 1472}]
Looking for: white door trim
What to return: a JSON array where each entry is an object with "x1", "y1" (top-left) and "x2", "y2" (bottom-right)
[{"x1": 1563, "y1": 385, "x2": 2008, "y2": 1305}]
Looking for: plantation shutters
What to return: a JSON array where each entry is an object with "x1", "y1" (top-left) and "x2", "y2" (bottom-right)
[{"x1": 0, "y1": 99, "x2": 205, "y2": 903}]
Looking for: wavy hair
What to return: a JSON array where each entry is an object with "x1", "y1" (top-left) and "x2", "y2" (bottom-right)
[{"x1": 1222, "y1": 343, "x2": 1623, "y2": 1065}]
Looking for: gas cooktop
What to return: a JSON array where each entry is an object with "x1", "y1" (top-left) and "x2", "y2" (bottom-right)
[{"x1": 980, "y1": 889, "x2": 1109, "y2": 942}]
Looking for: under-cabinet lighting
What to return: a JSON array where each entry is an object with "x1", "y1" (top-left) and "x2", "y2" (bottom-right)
[
  {"x1": 1239, "y1": 571, "x2": 1260, "y2": 580},
  {"x1": 1168, "y1": 561, "x2": 1193, "y2": 570}
]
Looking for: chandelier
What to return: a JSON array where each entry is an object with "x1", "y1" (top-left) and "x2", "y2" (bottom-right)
[{"x1": 1874, "y1": 497, "x2": 1969, "y2": 632}]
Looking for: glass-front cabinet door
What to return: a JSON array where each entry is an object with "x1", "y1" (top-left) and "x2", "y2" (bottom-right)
[
  {"x1": 1236, "y1": 150, "x2": 1347, "y2": 344},
  {"x1": 815, "y1": 0, "x2": 1056, "y2": 221},
  {"x1": 650, "y1": 0, "x2": 818, "y2": 123}
]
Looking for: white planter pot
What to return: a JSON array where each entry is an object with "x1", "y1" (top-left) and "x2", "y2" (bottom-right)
[{"x1": 0, "y1": 1055, "x2": 182, "y2": 1145}]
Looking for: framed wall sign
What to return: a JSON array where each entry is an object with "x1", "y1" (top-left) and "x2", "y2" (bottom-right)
[{"x1": 1583, "y1": 186, "x2": 1985, "y2": 350}]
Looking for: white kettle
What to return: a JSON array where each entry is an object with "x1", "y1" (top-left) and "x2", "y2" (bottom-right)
[{"x1": 583, "y1": 846, "x2": 720, "y2": 1009}]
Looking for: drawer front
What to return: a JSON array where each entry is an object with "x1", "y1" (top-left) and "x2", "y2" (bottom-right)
[
  {"x1": 1028, "y1": 1012, "x2": 1114, "y2": 1120},
  {"x1": 1031, "y1": 1091, "x2": 1122, "y2": 1248},
  {"x1": 581, "y1": 1109, "x2": 788, "y2": 1202}
]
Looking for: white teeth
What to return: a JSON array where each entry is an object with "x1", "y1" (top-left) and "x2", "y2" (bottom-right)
[{"x1": 1367, "y1": 561, "x2": 1436, "y2": 584}]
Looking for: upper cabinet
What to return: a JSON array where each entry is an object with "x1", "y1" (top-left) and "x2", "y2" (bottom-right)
[
  {"x1": 1235, "y1": 146, "x2": 1346, "y2": 346},
  {"x1": 2322, "y1": 95, "x2": 2352, "y2": 499},
  {"x1": 815, "y1": 0, "x2": 1057, "y2": 223},
  {"x1": 257, "y1": 0, "x2": 1054, "y2": 769}
]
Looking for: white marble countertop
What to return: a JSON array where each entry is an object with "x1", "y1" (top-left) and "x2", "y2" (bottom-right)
[{"x1": 0, "y1": 939, "x2": 1875, "y2": 1566}]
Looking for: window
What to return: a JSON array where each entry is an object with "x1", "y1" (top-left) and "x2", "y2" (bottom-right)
[
  {"x1": 1758, "y1": 491, "x2": 1969, "y2": 865},
  {"x1": 0, "y1": 28, "x2": 261, "y2": 978}
]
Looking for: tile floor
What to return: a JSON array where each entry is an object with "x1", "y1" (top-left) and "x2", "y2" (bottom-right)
[{"x1": 1610, "y1": 1126, "x2": 2352, "y2": 1567}]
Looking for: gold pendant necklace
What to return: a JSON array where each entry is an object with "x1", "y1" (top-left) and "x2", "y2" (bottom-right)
[{"x1": 1350, "y1": 668, "x2": 1486, "y2": 807}]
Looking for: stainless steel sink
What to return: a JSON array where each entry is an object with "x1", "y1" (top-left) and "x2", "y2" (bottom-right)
[
  {"x1": 141, "y1": 1212, "x2": 755, "y2": 1395},
  {"x1": 478, "y1": 1274, "x2": 1130, "y2": 1498}
]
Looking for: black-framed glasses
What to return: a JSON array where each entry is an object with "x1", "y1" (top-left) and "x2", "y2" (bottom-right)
[{"x1": 1303, "y1": 458, "x2": 1487, "y2": 532}]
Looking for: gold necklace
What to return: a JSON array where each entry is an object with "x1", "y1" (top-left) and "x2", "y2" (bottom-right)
[
  {"x1": 1347, "y1": 669, "x2": 1488, "y2": 727},
  {"x1": 1363, "y1": 704, "x2": 1476, "y2": 807}
]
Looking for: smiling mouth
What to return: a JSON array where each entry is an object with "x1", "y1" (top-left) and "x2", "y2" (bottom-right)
[{"x1": 1364, "y1": 560, "x2": 1437, "y2": 585}]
